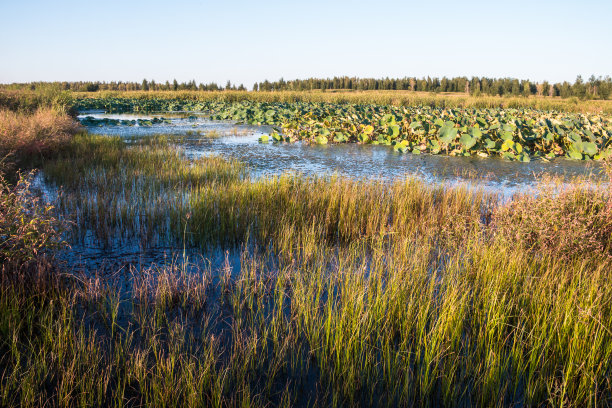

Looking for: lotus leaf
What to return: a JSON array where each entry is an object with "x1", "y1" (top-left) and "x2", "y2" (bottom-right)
[
  {"x1": 438, "y1": 126, "x2": 458, "y2": 144},
  {"x1": 459, "y1": 134, "x2": 476, "y2": 150}
]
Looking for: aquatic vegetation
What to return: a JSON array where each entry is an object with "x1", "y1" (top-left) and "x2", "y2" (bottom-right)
[
  {"x1": 73, "y1": 89, "x2": 612, "y2": 114},
  {"x1": 0, "y1": 87, "x2": 74, "y2": 114},
  {"x1": 43, "y1": 134, "x2": 494, "y2": 252},
  {"x1": 43, "y1": 134, "x2": 247, "y2": 247},
  {"x1": 75, "y1": 97, "x2": 612, "y2": 161},
  {"x1": 43, "y1": 134, "x2": 612, "y2": 261},
  {"x1": 1, "y1": 196, "x2": 611, "y2": 407},
  {"x1": 2, "y1": 87, "x2": 612, "y2": 406},
  {"x1": 79, "y1": 116, "x2": 170, "y2": 127}
]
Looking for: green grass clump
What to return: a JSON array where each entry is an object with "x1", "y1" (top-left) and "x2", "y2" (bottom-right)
[{"x1": 1, "y1": 227, "x2": 611, "y2": 406}]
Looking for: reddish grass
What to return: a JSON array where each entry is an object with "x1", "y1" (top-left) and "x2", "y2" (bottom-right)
[
  {"x1": 0, "y1": 109, "x2": 80, "y2": 160},
  {"x1": 493, "y1": 168, "x2": 612, "y2": 259}
]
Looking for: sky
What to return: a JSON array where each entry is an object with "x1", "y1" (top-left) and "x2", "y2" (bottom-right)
[{"x1": 1, "y1": 0, "x2": 611, "y2": 87}]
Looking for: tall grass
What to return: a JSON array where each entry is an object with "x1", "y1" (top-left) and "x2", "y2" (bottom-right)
[
  {"x1": 43, "y1": 134, "x2": 490, "y2": 252},
  {"x1": 44, "y1": 134, "x2": 611, "y2": 260},
  {"x1": 1, "y1": 133, "x2": 611, "y2": 406},
  {"x1": 0, "y1": 88, "x2": 80, "y2": 175},
  {"x1": 1, "y1": 222, "x2": 611, "y2": 406},
  {"x1": 0, "y1": 109, "x2": 80, "y2": 156},
  {"x1": 0, "y1": 87, "x2": 73, "y2": 114}
]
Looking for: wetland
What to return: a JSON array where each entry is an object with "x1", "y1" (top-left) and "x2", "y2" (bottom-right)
[{"x1": 2, "y1": 90, "x2": 612, "y2": 407}]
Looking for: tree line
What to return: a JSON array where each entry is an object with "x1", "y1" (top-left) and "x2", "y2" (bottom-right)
[
  {"x1": 253, "y1": 75, "x2": 612, "y2": 99},
  {"x1": 0, "y1": 79, "x2": 246, "y2": 93},
  {"x1": 2, "y1": 75, "x2": 611, "y2": 99}
]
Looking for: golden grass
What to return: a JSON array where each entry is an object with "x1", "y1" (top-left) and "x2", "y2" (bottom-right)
[{"x1": 0, "y1": 108, "x2": 80, "y2": 167}]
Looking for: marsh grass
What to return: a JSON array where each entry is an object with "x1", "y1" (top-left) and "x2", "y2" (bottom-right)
[
  {"x1": 1, "y1": 133, "x2": 611, "y2": 406},
  {"x1": 0, "y1": 108, "x2": 80, "y2": 173},
  {"x1": 1, "y1": 228, "x2": 611, "y2": 406},
  {"x1": 43, "y1": 134, "x2": 490, "y2": 252},
  {"x1": 0, "y1": 87, "x2": 73, "y2": 114}
]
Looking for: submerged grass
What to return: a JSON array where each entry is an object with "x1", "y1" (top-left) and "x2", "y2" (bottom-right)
[{"x1": 1, "y1": 131, "x2": 612, "y2": 406}]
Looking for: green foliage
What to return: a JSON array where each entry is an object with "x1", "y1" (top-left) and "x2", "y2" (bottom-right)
[{"x1": 0, "y1": 172, "x2": 65, "y2": 267}]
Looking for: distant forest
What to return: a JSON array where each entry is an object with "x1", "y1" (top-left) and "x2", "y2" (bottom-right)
[
  {"x1": 2, "y1": 75, "x2": 611, "y2": 99},
  {"x1": 253, "y1": 76, "x2": 612, "y2": 99}
]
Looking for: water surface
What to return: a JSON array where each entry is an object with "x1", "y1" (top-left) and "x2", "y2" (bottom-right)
[{"x1": 80, "y1": 111, "x2": 607, "y2": 197}]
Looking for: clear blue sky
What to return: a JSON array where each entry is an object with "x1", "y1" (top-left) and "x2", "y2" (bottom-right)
[{"x1": 1, "y1": 0, "x2": 610, "y2": 87}]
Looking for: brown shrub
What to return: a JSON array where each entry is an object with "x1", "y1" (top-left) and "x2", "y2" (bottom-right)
[
  {"x1": 0, "y1": 108, "x2": 80, "y2": 160},
  {"x1": 492, "y1": 173, "x2": 612, "y2": 260}
]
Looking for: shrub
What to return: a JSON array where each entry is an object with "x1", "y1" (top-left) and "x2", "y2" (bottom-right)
[
  {"x1": 0, "y1": 108, "x2": 80, "y2": 167},
  {"x1": 0, "y1": 172, "x2": 65, "y2": 269},
  {"x1": 493, "y1": 169, "x2": 612, "y2": 259}
]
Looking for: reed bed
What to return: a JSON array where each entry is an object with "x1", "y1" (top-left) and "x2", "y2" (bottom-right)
[
  {"x1": 0, "y1": 88, "x2": 73, "y2": 114},
  {"x1": 75, "y1": 90, "x2": 612, "y2": 114},
  {"x1": 1, "y1": 134, "x2": 611, "y2": 406},
  {"x1": 43, "y1": 134, "x2": 492, "y2": 252}
]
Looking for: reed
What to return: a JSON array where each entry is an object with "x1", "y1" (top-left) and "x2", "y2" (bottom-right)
[{"x1": 0, "y1": 87, "x2": 73, "y2": 114}]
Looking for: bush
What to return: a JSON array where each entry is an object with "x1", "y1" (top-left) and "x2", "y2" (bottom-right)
[
  {"x1": 0, "y1": 108, "x2": 80, "y2": 168},
  {"x1": 493, "y1": 169, "x2": 612, "y2": 259},
  {"x1": 0, "y1": 172, "x2": 65, "y2": 269}
]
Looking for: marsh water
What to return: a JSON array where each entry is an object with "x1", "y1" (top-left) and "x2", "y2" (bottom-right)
[
  {"x1": 42, "y1": 111, "x2": 607, "y2": 273},
  {"x1": 80, "y1": 111, "x2": 606, "y2": 195}
]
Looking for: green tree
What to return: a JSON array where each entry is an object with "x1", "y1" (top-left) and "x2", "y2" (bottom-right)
[{"x1": 572, "y1": 75, "x2": 587, "y2": 98}]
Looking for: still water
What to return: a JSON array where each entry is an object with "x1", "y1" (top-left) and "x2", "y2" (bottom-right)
[{"x1": 80, "y1": 111, "x2": 606, "y2": 197}]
